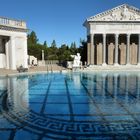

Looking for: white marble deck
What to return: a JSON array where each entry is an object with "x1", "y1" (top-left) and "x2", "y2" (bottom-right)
[{"x1": 84, "y1": 65, "x2": 140, "y2": 71}]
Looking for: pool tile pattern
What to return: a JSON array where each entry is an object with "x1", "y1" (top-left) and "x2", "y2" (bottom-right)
[{"x1": 0, "y1": 72, "x2": 140, "y2": 139}]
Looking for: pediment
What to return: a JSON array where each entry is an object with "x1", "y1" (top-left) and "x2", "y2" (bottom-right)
[{"x1": 87, "y1": 4, "x2": 140, "y2": 22}]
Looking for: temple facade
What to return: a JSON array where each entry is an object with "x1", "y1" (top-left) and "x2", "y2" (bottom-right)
[
  {"x1": 0, "y1": 17, "x2": 28, "y2": 70},
  {"x1": 84, "y1": 4, "x2": 140, "y2": 66}
]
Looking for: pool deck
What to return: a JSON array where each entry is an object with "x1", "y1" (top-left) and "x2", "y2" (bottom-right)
[
  {"x1": 0, "y1": 65, "x2": 140, "y2": 76},
  {"x1": 0, "y1": 65, "x2": 67, "y2": 76},
  {"x1": 84, "y1": 64, "x2": 140, "y2": 72}
]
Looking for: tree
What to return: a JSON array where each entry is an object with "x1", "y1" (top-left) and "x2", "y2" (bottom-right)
[
  {"x1": 27, "y1": 30, "x2": 84, "y2": 62},
  {"x1": 43, "y1": 41, "x2": 48, "y2": 48},
  {"x1": 27, "y1": 31, "x2": 38, "y2": 46},
  {"x1": 70, "y1": 42, "x2": 77, "y2": 54},
  {"x1": 46, "y1": 40, "x2": 58, "y2": 60},
  {"x1": 27, "y1": 31, "x2": 48, "y2": 60},
  {"x1": 51, "y1": 40, "x2": 57, "y2": 48},
  {"x1": 58, "y1": 44, "x2": 73, "y2": 61},
  {"x1": 78, "y1": 39, "x2": 87, "y2": 64}
]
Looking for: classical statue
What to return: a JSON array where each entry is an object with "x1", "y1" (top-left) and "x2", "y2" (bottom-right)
[
  {"x1": 71, "y1": 53, "x2": 81, "y2": 68},
  {"x1": 121, "y1": 7, "x2": 128, "y2": 20},
  {"x1": 110, "y1": 12, "x2": 117, "y2": 20}
]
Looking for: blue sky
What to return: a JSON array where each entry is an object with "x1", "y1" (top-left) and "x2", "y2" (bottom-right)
[{"x1": 0, "y1": 0, "x2": 140, "y2": 47}]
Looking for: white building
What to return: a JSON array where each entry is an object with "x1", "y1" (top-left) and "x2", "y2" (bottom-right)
[
  {"x1": 0, "y1": 17, "x2": 28, "y2": 70},
  {"x1": 84, "y1": 4, "x2": 140, "y2": 66}
]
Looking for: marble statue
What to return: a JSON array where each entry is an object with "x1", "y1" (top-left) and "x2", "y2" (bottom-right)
[{"x1": 71, "y1": 53, "x2": 81, "y2": 68}]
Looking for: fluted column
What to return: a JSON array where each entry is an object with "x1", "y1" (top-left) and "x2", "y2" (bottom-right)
[
  {"x1": 102, "y1": 34, "x2": 107, "y2": 66},
  {"x1": 126, "y1": 34, "x2": 130, "y2": 65},
  {"x1": 114, "y1": 34, "x2": 119, "y2": 66},
  {"x1": 138, "y1": 34, "x2": 140, "y2": 65},
  {"x1": 90, "y1": 34, "x2": 94, "y2": 65}
]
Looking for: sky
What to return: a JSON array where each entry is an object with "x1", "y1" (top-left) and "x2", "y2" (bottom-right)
[{"x1": 0, "y1": 0, "x2": 140, "y2": 47}]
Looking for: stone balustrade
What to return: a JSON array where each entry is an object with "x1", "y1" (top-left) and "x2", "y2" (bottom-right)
[{"x1": 0, "y1": 17, "x2": 26, "y2": 29}]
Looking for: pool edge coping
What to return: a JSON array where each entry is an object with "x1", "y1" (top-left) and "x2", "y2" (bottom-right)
[{"x1": 0, "y1": 68, "x2": 140, "y2": 77}]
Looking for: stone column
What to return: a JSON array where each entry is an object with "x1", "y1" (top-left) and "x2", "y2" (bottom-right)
[
  {"x1": 90, "y1": 34, "x2": 94, "y2": 65},
  {"x1": 23, "y1": 36, "x2": 28, "y2": 68},
  {"x1": 0, "y1": 38, "x2": 4, "y2": 69},
  {"x1": 5, "y1": 39, "x2": 10, "y2": 69},
  {"x1": 87, "y1": 41, "x2": 91, "y2": 65},
  {"x1": 138, "y1": 34, "x2": 140, "y2": 65},
  {"x1": 0, "y1": 38, "x2": 2, "y2": 49},
  {"x1": 102, "y1": 34, "x2": 107, "y2": 66},
  {"x1": 126, "y1": 34, "x2": 130, "y2": 65},
  {"x1": 10, "y1": 36, "x2": 16, "y2": 70},
  {"x1": 114, "y1": 34, "x2": 119, "y2": 66}
]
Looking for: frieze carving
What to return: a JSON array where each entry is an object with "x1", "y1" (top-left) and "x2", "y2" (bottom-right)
[
  {"x1": 110, "y1": 12, "x2": 117, "y2": 20},
  {"x1": 106, "y1": 7, "x2": 139, "y2": 21},
  {"x1": 120, "y1": 6, "x2": 128, "y2": 20},
  {"x1": 87, "y1": 4, "x2": 140, "y2": 22}
]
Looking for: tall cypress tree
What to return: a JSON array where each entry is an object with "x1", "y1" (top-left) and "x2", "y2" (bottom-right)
[
  {"x1": 43, "y1": 41, "x2": 48, "y2": 48},
  {"x1": 51, "y1": 40, "x2": 57, "y2": 48},
  {"x1": 27, "y1": 31, "x2": 38, "y2": 46}
]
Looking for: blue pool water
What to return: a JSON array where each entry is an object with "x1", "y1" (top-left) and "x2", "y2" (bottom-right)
[{"x1": 0, "y1": 72, "x2": 140, "y2": 139}]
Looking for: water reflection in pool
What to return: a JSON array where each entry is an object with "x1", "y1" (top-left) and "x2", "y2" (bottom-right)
[{"x1": 0, "y1": 72, "x2": 140, "y2": 139}]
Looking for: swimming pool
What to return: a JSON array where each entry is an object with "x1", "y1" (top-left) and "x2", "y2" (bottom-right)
[{"x1": 0, "y1": 72, "x2": 140, "y2": 139}]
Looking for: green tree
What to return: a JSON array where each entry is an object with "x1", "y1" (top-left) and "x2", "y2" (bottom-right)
[
  {"x1": 47, "y1": 40, "x2": 58, "y2": 60},
  {"x1": 51, "y1": 40, "x2": 57, "y2": 48},
  {"x1": 58, "y1": 44, "x2": 73, "y2": 61},
  {"x1": 27, "y1": 31, "x2": 48, "y2": 60},
  {"x1": 70, "y1": 42, "x2": 77, "y2": 54},
  {"x1": 27, "y1": 31, "x2": 38, "y2": 46},
  {"x1": 27, "y1": 30, "x2": 84, "y2": 63},
  {"x1": 43, "y1": 41, "x2": 48, "y2": 48},
  {"x1": 78, "y1": 39, "x2": 87, "y2": 64}
]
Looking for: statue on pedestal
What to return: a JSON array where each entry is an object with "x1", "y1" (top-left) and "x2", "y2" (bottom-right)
[
  {"x1": 73, "y1": 53, "x2": 81, "y2": 67},
  {"x1": 70, "y1": 53, "x2": 81, "y2": 70}
]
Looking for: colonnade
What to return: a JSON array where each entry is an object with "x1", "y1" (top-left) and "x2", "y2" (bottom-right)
[{"x1": 88, "y1": 33, "x2": 140, "y2": 65}]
